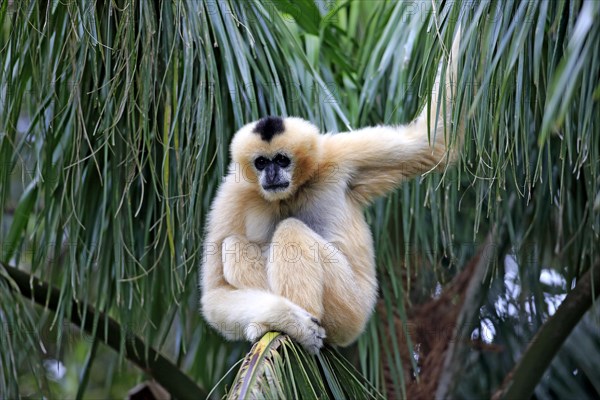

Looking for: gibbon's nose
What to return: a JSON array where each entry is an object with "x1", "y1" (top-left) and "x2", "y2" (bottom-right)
[
  {"x1": 262, "y1": 163, "x2": 289, "y2": 191},
  {"x1": 265, "y1": 163, "x2": 278, "y2": 185}
]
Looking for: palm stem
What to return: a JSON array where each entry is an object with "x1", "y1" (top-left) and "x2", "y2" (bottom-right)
[
  {"x1": 0, "y1": 261, "x2": 206, "y2": 400},
  {"x1": 493, "y1": 261, "x2": 600, "y2": 400}
]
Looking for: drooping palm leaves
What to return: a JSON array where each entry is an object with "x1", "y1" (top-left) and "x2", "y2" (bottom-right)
[{"x1": 0, "y1": 0, "x2": 598, "y2": 398}]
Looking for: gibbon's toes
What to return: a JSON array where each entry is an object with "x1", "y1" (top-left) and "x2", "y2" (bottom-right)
[{"x1": 289, "y1": 309, "x2": 326, "y2": 354}]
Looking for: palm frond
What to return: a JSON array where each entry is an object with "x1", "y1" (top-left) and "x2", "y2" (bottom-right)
[{"x1": 225, "y1": 332, "x2": 385, "y2": 400}]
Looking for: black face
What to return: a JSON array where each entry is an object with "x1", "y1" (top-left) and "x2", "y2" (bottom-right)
[{"x1": 254, "y1": 153, "x2": 291, "y2": 192}]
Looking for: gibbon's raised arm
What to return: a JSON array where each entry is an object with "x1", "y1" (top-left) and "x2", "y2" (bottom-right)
[{"x1": 323, "y1": 33, "x2": 461, "y2": 205}]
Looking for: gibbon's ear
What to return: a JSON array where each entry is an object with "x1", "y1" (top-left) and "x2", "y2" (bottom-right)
[
  {"x1": 229, "y1": 121, "x2": 269, "y2": 185},
  {"x1": 229, "y1": 117, "x2": 321, "y2": 189}
]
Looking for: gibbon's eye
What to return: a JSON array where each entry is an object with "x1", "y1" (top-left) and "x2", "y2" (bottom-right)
[
  {"x1": 274, "y1": 154, "x2": 291, "y2": 168},
  {"x1": 254, "y1": 156, "x2": 269, "y2": 171}
]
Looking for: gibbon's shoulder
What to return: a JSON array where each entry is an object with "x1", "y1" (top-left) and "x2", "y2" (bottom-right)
[
  {"x1": 204, "y1": 177, "x2": 254, "y2": 238},
  {"x1": 213, "y1": 171, "x2": 258, "y2": 205}
]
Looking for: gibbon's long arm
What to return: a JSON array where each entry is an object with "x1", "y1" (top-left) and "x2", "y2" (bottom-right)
[{"x1": 323, "y1": 31, "x2": 461, "y2": 205}]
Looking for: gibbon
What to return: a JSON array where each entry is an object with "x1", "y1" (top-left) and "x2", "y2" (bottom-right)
[{"x1": 201, "y1": 32, "x2": 462, "y2": 354}]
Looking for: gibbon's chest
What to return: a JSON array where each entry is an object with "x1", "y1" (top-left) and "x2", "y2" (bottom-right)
[{"x1": 244, "y1": 184, "x2": 348, "y2": 243}]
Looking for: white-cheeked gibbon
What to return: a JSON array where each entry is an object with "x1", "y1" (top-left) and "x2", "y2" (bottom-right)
[{"x1": 201, "y1": 31, "x2": 462, "y2": 354}]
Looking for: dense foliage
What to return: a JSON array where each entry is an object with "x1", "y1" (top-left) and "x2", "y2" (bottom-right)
[{"x1": 1, "y1": 1, "x2": 598, "y2": 398}]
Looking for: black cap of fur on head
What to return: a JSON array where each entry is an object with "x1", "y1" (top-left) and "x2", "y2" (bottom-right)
[{"x1": 253, "y1": 116, "x2": 285, "y2": 142}]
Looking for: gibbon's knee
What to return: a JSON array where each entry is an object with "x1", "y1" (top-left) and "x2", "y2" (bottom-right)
[
  {"x1": 272, "y1": 218, "x2": 311, "y2": 238},
  {"x1": 267, "y1": 218, "x2": 325, "y2": 319},
  {"x1": 221, "y1": 235, "x2": 268, "y2": 290}
]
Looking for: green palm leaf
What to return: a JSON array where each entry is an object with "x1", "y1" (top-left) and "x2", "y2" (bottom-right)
[{"x1": 225, "y1": 332, "x2": 384, "y2": 400}]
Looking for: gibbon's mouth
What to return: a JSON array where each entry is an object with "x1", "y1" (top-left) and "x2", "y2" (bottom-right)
[{"x1": 263, "y1": 182, "x2": 290, "y2": 192}]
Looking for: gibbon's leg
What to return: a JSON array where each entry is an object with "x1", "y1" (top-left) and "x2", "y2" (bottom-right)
[
  {"x1": 266, "y1": 218, "x2": 327, "y2": 319},
  {"x1": 221, "y1": 235, "x2": 268, "y2": 290},
  {"x1": 267, "y1": 218, "x2": 376, "y2": 345}
]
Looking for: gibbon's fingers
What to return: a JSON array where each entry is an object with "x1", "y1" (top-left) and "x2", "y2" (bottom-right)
[
  {"x1": 321, "y1": 27, "x2": 462, "y2": 204},
  {"x1": 201, "y1": 287, "x2": 325, "y2": 353},
  {"x1": 222, "y1": 235, "x2": 268, "y2": 290},
  {"x1": 417, "y1": 24, "x2": 462, "y2": 162}
]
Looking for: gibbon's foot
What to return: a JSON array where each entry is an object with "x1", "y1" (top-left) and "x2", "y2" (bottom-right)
[
  {"x1": 240, "y1": 300, "x2": 326, "y2": 353},
  {"x1": 242, "y1": 306, "x2": 326, "y2": 353},
  {"x1": 284, "y1": 305, "x2": 326, "y2": 354}
]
